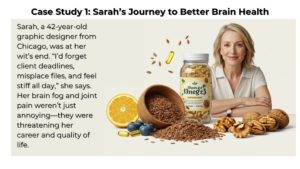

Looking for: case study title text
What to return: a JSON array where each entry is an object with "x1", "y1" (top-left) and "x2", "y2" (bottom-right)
[{"x1": 31, "y1": 8, "x2": 269, "y2": 17}]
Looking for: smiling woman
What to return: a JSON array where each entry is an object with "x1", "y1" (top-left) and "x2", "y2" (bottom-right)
[{"x1": 211, "y1": 23, "x2": 272, "y2": 117}]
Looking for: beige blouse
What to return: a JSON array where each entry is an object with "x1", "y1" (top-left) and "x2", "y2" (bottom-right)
[{"x1": 210, "y1": 65, "x2": 267, "y2": 103}]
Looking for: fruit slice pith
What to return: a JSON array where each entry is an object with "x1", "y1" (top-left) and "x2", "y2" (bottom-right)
[{"x1": 106, "y1": 94, "x2": 139, "y2": 127}]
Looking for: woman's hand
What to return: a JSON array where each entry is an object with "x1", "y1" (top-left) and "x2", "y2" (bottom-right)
[{"x1": 240, "y1": 97, "x2": 271, "y2": 107}]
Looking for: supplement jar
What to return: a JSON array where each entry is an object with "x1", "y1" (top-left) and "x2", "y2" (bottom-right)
[{"x1": 180, "y1": 53, "x2": 212, "y2": 123}]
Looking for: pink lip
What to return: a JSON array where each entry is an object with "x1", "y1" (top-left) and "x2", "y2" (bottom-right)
[{"x1": 228, "y1": 56, "x2": 238, "y2": 60}]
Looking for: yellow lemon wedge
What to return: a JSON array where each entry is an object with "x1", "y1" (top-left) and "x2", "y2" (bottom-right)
[{"x1": 106, "y1": 94, "x2": 139, "y2": 127}]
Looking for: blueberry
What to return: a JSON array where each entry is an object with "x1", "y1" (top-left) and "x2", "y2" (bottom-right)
[
  {"x1": 139, "y1": 125, "x2": 152, "y2": 136},
  {"x1": 135, "y1": 120, "x2": 144, "y2": 128},
  {"x1": 127, "y1": 122, "x2": 139, "y2": 132},
  {"x1": 145, "y1": 123, "x2": 154, "y2": 132}
]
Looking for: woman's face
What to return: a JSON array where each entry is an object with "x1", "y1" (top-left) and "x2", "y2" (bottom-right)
[{"x1": 220, "y1": 31, "x2": 246, "y2": 67}]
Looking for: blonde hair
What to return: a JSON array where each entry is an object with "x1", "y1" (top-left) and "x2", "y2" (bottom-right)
[{"x1": 213, "y1": 23, "x2": 255, "y2": 68}]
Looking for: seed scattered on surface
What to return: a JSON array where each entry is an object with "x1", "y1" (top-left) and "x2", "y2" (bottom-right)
[
  {"x1": 151, "y1": 120, "x2": 222, "y2": 142},
  {"x1": 152, "y1": 61, "x2": 156, "y2": 65},
  {"x1": 153, "y1": 53, "x2": 157, "y2": 57},
  {"x1": 151, "y1": 141, "x2": 155, "y2": 143},
  {"x1": 219, "y1": 138, "x2": 222, "y2": 140},
  {"x1": 205, "y1": 140, "x2": 208, "y2": 142},
  {"x1": 185, "y1": 35, "x2": 189, "y2": 39},
  {"x1": 171, "y1": 142, "x2": 175, "y2": 144},
  {"x1": 166, "y1": 39, "x2": 169, "y2": 44},
  {"x1": 178, "y1": 41, "x2": 181, "y2": 46},
  {"x1": 146, "y1": 71, "x2": 151, "y2": 74},
  {"x1": 201, "y1": 141, "x2": 205, "y2": 143},
  {"x1": 159, "y1": 61, "x2": 161, "y2": 66},
  {"x1": 160, "y1": 139, "x2": 164, "y2": 141},
  {"x1": 151, "y1": 57, "x2": 154, "y2": 59},
  {"x1": 194, "y1": 143, "x2": 199, "y2": 145},
  {"x1": 187, "y1": 40, "x2": 190, "y2": 44},
  {"x1": 168, "y1": 71, "x2": 173, "y2": 73},
  {"x1": 145, "y1": 138, "x2": 149, "y2": 140},
  {"x1": 213, "y1": 138, "x2": 216, "y2": 140}
]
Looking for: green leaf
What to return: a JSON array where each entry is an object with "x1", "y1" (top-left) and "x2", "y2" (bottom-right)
[
  {"x1": 203, "y1": 84, "x2": 206, "y2": 87},
  {"x1": 182, "y1": 79, "x2": 185, "y2": 83}
]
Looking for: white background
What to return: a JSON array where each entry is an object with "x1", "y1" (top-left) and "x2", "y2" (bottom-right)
[{"x1": 1, "y1": 0, "x2": 299, "y2": 168}]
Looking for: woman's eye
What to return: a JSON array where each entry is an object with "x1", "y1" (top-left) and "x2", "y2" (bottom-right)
[
  {"x1": 237, "y1": 44, "x2": 243, "y2": 47},
  {"x1": 224, "y1": 44, "x2": 229, "y2": 47}
]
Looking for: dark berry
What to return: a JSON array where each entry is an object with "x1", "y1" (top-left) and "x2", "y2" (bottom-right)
[
  {"x1": 135, "y1": 120, "x2": 144, "y2": 128},
  {"x1": 145, "y1": 123, "x2": 154, "y2": 132},
  {"x1": 127, "y1": 122, "x2": 139, "y2": 132},
  {"x1": 139, "y1": 125, "x2": 152, "y2": 136}
]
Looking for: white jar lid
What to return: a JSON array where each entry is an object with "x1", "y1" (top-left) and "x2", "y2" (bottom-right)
[{"x1": 183, "y1": 53, "x2": 209, "y2": 61}]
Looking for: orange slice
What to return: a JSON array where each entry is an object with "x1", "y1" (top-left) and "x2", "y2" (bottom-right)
[{"x1": 106, "y1": 94, "x2": 139, "y2": 127}]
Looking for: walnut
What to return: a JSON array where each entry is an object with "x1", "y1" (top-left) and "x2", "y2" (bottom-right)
[
  {"x1": 246, "y1": 120, "x2": 266, "y2": 135},
  {"x1": 243, "y1": 111, "x2": 261, "y2": 124},
  {"x1": 268, "y1": 109, "x2": 289, "y2": 128},
  {"x1": 229, "y1": 121, "x2": 250, "y2": 138},
  {"x1": 213, "y1": 116, "x2": 236, "y2": 132},
  {"x1": 220, "y1": 116, "x2": 236, "y2": 128},
  {"x1": 228, "y1": 121, "x2": 242, "y2": 133},
  {"x1": 257, "y1": 114, "x2": 279, "y2": 131},
  {"x1": 228, "y1": 126, "x2": 235, "y2": 133},
  {"x1": 213, "y1": 122, "x2": 227, "y2": 133}
]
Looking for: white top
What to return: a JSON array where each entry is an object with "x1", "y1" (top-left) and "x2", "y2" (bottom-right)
[{"x1": 211, "y1": 65, "x2": 267, "y2": 103}]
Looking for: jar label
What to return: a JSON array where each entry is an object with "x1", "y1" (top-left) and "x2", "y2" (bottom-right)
[{"x1": 180, "y1": 77, "x2": 212, "y2": 111}]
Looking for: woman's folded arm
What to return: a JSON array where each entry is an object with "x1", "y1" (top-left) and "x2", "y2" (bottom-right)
[
  {"x1": 211, "y1": 85, "x2": 272, "y2": 117},
  {"x1": 211, "y1": 98, "x2": 243, "y2": 115},
  {"x1": 212, "y1": 105, "x2": 272, "y2": 117}
]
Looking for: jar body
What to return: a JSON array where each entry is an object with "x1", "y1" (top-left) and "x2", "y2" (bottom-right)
[{"x1": 180, "y1": 60, "x2": 212, "y2": 123}]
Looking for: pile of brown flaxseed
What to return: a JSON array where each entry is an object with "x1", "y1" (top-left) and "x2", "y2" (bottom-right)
[
  {"x1": 145, "y1": 94, "x2": 182, "y2": 123},
  {"x1": 151, "y1": 120, "x2": 223, "y2": 142}
]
